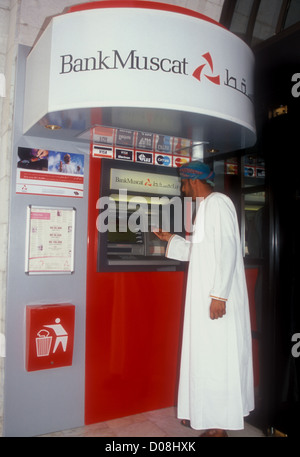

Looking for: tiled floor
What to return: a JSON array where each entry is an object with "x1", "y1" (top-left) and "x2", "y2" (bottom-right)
[
  {"x1": 0, "y1": 359, "x2": 265, "y2": 437},
  {"x1": 35, "y1": 407, "x2": 265, "y2": 438}
]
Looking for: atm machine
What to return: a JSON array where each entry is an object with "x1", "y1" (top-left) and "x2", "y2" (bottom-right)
[{"x1": 98, "y1": 158, "x2": 186, "y2": 272}]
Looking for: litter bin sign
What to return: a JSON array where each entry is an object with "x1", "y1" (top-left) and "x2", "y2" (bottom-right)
[
  {"x1": 36, "y1": 329, "x2": 52, "y2": 357},
  {"x1": 26, "y1": 304, "x2": 75, "y2": 371}
]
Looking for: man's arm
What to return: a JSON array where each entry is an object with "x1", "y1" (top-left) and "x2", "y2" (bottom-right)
[{"x1": 154, "y1": 230, "x2": 191, "y2": 262}]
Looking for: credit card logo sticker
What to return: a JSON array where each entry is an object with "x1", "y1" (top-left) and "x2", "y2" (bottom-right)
[
  {"x1": 136, "y1": 152, "x2": 153, "y2": 164},
  {"x1": 115, "y1": 148, "x2": 134, "y2": 161},
  {"x1": 156, "y1": 155, "x2": 171, "y2": 166}
]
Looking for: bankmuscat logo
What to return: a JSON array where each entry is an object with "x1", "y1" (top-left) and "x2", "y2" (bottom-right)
[
  {"x1": 192, "y1": 52, "x2": 220, "y2": 85},
  {"x1": 60, "y1": 49, "x2": 218, "y2": 84}
]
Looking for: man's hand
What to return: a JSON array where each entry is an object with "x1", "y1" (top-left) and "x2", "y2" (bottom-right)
[
  {"x1": 153, "y1": 229, "x2": 173, "y2": 242},
  {"x1": 210, "y1": 298, "x2": 226, "y2": 320}
]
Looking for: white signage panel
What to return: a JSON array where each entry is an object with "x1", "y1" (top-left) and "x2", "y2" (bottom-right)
[{"x1": 24, "y1": 6, "x2": 256, "y2": 144}]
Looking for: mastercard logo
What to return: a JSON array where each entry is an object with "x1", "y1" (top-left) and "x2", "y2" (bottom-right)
[{"x1": 174, "y1": 157, "x2": 189, "y2": 167}]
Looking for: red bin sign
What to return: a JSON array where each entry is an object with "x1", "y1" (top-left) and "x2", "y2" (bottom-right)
[{"x1": 26, "y1": 304, "x2": 75, "y2": 371}]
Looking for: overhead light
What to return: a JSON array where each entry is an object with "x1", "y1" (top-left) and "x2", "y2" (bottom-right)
[
  {"x1": 45, "y1": 124, "x2": 61, "y2": 130},
  {"x1": 268, "y1": 105, "x2": 288, "y2": 119},
  {"x1": 208, "y1": 148, "x2": 219, "y2": 154}
]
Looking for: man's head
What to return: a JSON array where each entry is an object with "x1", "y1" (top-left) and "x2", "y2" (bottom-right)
[
  {"x1": 63, "y1": 154, "x2": 71, "y2": 164},
  {"x1": 179, "y1": 161, "x2": 215, "y2": 199}
]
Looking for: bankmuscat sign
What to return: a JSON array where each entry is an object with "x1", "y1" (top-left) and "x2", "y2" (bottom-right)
[
  {"x1": 60, "y1": 50, "x2": 218, "y2": 84},
  {"x1": 23, "y1": 5, "x2": 256, "y2": 148}
]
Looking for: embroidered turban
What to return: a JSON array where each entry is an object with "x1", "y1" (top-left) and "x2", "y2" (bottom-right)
[{"x1": 179, "y1": 161, "x2": 215, "y2": 186}]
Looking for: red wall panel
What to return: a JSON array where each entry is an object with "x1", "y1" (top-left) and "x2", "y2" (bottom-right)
[{"x1": 245, "y1": 268, "x2": 260, "y2": 388}]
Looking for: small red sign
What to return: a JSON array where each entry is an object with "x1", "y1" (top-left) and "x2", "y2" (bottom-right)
[
  {"x1": 26, "y1": 304, "x2": 75, "y2": 372},
  {"x1": 173, "y1": 156, "x2": 189, "y2": 168}
]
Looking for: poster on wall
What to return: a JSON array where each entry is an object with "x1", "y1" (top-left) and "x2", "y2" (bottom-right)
[
  {"x1": 16, "y1": 147, "x2": 84, "y2": 198},
  {"x1": 25, "y1": 206, "x2": 76, "y2": 275}
]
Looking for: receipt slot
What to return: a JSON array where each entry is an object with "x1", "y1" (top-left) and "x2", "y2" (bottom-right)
[{"x1": 26, "y1": 304, "x2": 75, "y2": 371}]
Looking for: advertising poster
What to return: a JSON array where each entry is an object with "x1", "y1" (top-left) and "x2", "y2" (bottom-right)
[
  {"x1": 16, "y1": 147, "x2": 84, "y2": 198},
  {"x1": 136, "y1": 132, "x2": 154, "y2": 150},
  {"x1": 173, "y1": 138, "x2": 193, "y2": 155},
  {"x1": 93, "y1": 126, "x2": 115, "y2": 145},
  {"x1": 115, "y1": 129, "x2": 135, "y2": 147},
  {"x1": 155, "y1": 135, "x2": 172, "y2": 154},
  {"x1": 25, "y1": 206, "x2": 75, "y2": 275}
]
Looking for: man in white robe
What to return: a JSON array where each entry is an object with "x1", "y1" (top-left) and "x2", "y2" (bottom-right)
[{"x1": 155, "y1": 161, "x2": 254, "y2": 437}]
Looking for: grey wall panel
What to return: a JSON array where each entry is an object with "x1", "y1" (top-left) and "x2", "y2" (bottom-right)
[{"x1": 3, "y1": 45, "x2": 89, "y2": 437}]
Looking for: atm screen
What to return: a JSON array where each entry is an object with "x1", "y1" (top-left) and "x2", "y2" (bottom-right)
[
  {"x1": 107, "y1": 219, "x2": 144, "y2": 245},
  {"x1": 108, "y1": 229, "x2": 140, "y2": 244}
]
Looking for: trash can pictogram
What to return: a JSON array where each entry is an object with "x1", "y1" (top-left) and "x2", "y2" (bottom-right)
[
  {"x1": 35, "y1": 329, "x2": 52, "y2": 357},
  {"x1": 26, "y1": 304, "x2": 75, "y2": 371}
]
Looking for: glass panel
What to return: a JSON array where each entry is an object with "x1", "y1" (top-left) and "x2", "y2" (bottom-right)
[
  {"x1": 242, "y1": 153, "x2": 265, "y2": 187},
  {"x1": 213, "y1": 160, "x2": 226, "y2": 193},
  {"x1": 230, "y1": 0, "x2": 255, "y2": 39},
  {"x1": 252, "y1": 0, "x2": 283, "y2": 46},
  {"x1": 243, "y1": 192, "x2": 266, "y2": 259},
  {"x1": 284, "y1": 0, "x2": 300, "y2": 29}
]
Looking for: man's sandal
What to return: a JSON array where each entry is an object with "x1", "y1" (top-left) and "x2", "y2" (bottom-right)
[
  {"x1": 199, "y1": 429, "x2": 228, "y2": 437},
  {"x1": 181, "y1": 419, "x2": 191, "y2": 428}
]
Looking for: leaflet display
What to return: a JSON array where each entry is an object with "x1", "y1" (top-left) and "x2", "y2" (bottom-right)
[{"x1": 25, "y1": 206, "x2": 75, "y2": 274}]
